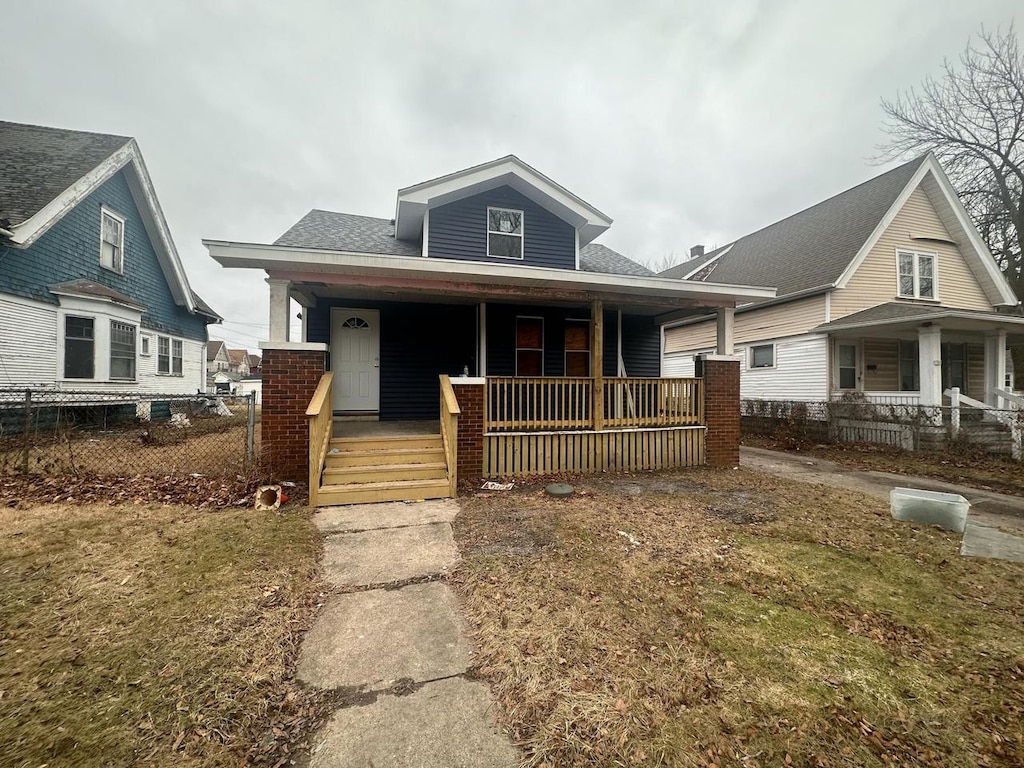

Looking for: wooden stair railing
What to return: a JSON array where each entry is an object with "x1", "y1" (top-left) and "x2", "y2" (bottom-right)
[
  {"x1": 439, "y1": 374, "x2": 461, "y2": 497},
  {"x1": 306, "y1": 372, "x2": 335, "y2": 507}
]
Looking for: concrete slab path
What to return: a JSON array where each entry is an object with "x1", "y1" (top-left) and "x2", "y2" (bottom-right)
[
  {"x1": 742, "y1": 446, "x2": 1024, "y2": 562},
  {"x1": 297, "y1": 499, "x2": 520, "y2": 768}
]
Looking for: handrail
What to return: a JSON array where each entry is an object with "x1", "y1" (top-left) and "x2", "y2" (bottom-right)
[
  {"x1": 439, "y1": 375, "x2": 460, "y2": 496},
  {"x1": 995, "y1": 388, "x2": 1024, "y2": 409},
  {"x1": 306, "y1": 372, "x2": 334, "y2": 417},
  {"x1": 306, "y1": 372, "x2": 334, "y2": 506}
]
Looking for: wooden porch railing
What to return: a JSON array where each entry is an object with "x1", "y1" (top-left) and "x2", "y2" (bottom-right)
[
  {"x1": 603, "y1": 377, "x2": 704, "y2": 428},
  {"x1": 485, "y1": 376, "x2": 703, "y2": 432},
  {"x1": 305, "y1": 372, "x2": 334, "y2": 506},
  {"x1": 439, "y1": 375, "x2": 461, "y2": 496}
]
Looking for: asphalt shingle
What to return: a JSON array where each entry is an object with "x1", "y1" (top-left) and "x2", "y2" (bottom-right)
[
  {"x1": 0, "y1": 121, "x2": 130, "y2": 226},
  {"x1": 660, "y1": 156, "x2": 929, "y2": 297},
  {"x1": 275, "y1": 209, "x2": 652, "y2": 277}
]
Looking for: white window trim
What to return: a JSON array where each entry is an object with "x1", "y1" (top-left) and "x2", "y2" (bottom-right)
[
  {"x1": 55, "y1": 296, "x2": 142, "y2": 384},
  {"x1": 487, "y1": 206, "x2": 525, "y2": 260},
  {"x1": 894, "y1": 248, "x2": 940, "y2": 301},
  {"x1": 156, "y1": 334, "x2": 185, "y2": 376},
  {"x1": 140, "y1": 334, "x2": 152, "y2": 356},
  {"x1": 100, "y1": 206, "x2": 126, "y2": 274},
  {"x1": 748, "y1": 343, "x2": 776, "y2": 370},
  {"x1": 834, "y1": 340, "x2": 861, "y2": 391},
  {"x1": 63, "y1": 314, "x2": 97, "y2": 381},
  {"x1": 109, "y1": 320, "x2": 138, "y2": 382},
  {"x1": 515, "y1": 315, "x2": 544, "y2": 376}
]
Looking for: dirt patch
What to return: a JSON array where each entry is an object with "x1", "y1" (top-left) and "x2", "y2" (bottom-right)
[{"x1": 454, "y1": 500, "x2": 559, "y2": 556}]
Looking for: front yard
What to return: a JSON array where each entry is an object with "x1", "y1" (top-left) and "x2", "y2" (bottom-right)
[
  {"x1": 452, "y1": 469, "x2": 1024, "y2": 767},
  {"x1": 0, "y1": 500, "x2": 327, "y2": 767}
]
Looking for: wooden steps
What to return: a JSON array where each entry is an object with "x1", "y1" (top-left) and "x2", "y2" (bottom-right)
[{"x1": 315, "y1": 434, "x2": 451, "y2": 506}]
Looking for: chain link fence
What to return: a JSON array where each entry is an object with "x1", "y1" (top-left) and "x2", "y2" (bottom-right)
[
  {"x1": 0, "y1": 389, "x2": 258, "y2": 478},
  {"x1": 741, "y1": 396, "x2": 1024, "y2": 458}
]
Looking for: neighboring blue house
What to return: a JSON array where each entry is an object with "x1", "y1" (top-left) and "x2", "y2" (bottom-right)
[{"x1": 0, "y1": 121, "x2": 219, "y2": 395}]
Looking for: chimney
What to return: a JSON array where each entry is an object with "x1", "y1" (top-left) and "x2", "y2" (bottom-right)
[{"x1": 690, "y1": 244, "x2": 705, "y2": 260}]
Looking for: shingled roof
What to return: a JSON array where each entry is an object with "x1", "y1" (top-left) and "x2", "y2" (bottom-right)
[
  {"x1": 0, "y1": 121, "x2": 130, "y2": 226},
  {"x1": 660, "y1": 155, "x2": 930, "y2": 297},
  {"x1": 275, "y1": 209, "x2": 651, "y2": 277}
]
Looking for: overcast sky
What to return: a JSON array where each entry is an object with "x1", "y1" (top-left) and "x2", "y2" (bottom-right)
[{"x1": 2, "y1": 1, "x2": 1018, "y2": 352}]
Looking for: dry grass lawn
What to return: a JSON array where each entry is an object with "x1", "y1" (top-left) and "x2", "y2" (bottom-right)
[
  {"x1": 0, "y1": 501, "x2": 326, "y2": 767},
  {"x1": 452, "y1": 469, "x2": 1024, "y2": 767}
]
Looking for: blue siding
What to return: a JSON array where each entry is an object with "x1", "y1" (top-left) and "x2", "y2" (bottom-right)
[
  {"x1": 428, "y1": 186, "x2": 576, "y2": 269},
  {"x1": 621, "y1": 315, "x2": 661, "y2": 377},
  {"x1": 307, "y1": 299, "x2": 477, "y2": 420},
  {"x1": 0, "y1": 170, "x2": 208, "y2": 340}
]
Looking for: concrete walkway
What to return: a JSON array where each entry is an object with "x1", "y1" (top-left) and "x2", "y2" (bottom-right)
[
  {"x1": 297, "y1": 499, "x2": 520, "y2": 768},
  {"x1": 742, "y1": 446, "x2": 1024, "y2": 562}
]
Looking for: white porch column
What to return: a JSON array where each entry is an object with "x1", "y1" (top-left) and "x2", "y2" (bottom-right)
[
  {"x1": 984, "y1": 330, "x2": 1008, "y2": 406},
  {"x1": 716, "y1": 306, "x2": 735, "y2": 356},
  {"x1": 917, "y1": 325, "x2": 943, "y2": 408},
  {"x1": 267, "y1": 278, "x2": 291, "y2": 343}
]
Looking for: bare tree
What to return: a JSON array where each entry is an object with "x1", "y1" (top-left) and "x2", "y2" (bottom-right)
[{"x1": 879, "y1": 26, "x2": 1024, "y2": 300}]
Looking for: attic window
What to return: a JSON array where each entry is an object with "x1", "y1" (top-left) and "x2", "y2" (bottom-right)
[
  {"x1": 897, "y1": 250, "x2": 936, "y2": 300},
  {"x1": 487, "y1": 208, "x2": 524, "y2": 259},
  {"x1": 100, "y1": 208, "x2": 125, "y2": 273}
]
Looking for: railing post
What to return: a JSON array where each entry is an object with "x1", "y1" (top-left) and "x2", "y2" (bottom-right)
[
  {"x1": 591, "y1": 299, "x2": 604, "y2": 431},
  {"x1": 949, "y1": 386, "x2": 960, "y2": 438},
  {"x1": 21, "y1": 389, "x2": 31, "y2": 475}
]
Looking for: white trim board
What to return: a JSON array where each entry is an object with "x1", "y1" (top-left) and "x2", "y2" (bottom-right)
[{"x1": 6, "y1": 139, "x2": 198, "y2": 313}]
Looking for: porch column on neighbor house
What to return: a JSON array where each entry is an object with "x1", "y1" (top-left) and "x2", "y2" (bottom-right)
[
  {"x1": 716, "y1": 306, "x2": 735, "y2": 355},
  {"x1": 917, "y1": 325, "x2": 943, "y2": 418},
  {"x1": 984, "y1": 330, "x2": 1008, "y2": 406},
  {"x1": 267, "y1": 278, "x2": 291, "y2": 343},
  {"x1": 591, "y1": 298, "x2": 604, "y2": 431}
]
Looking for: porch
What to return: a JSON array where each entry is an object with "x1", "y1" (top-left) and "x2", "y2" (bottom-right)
[{"x1": 306, "y1": 372, "x2": 710, "y2": 506}]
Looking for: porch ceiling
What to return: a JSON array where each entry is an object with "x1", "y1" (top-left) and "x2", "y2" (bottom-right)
[{"x1": 205, "y1": 241, "x2": 776, "y2": 312}]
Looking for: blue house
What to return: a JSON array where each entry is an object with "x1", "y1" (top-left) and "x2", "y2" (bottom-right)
[
  {"x1": 207, "y1": 156, "x2": 773, "y2": 503},
  {"x1": 0, "y1": 121, "x2": 219, "y2": 398}
]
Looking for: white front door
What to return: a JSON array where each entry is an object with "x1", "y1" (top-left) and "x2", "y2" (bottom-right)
[{"x1": 331, "y1": 308, "x2": 380, "y2": 412}]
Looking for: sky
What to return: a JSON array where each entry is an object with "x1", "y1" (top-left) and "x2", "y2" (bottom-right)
[{"x1": 2, "y1": 0, "x2": 1019, "y2": 353}]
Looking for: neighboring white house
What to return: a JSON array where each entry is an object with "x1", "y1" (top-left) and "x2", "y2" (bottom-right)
[
  {"x1": 0, "y1": 121, "x2": 220, "y2": 395},
  {"x1": 660, "y1": 153, "x2": 1022, "y2": 410}
]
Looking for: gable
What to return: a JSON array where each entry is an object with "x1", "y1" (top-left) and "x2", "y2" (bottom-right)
[
  {"x1": 427, "y1": 185, "x2": 577, "y2": 270},
  {"x1": 831, "y1": 184, "x2": 993, "y2": 319},
  {"x1": 0, "y1": 169, "x2": 208, "y2": 340}
]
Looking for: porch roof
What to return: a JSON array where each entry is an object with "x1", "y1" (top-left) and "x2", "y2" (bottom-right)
[
  {"x1": 204, "y1": 240, "x2": 776, "y2": 310},
  {"x1": 814, "y1": 302, "x2": 1024, "y2": 336}
]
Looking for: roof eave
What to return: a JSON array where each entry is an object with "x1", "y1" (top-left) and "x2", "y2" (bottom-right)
[{"x1": 203, "y1": 240, "x2": 776, "y2": 305}]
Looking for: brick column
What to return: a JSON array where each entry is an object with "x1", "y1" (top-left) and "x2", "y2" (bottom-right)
[
  {"x1": 700, "y1": 355, "x2": 741, "y2": 468},
  {"x1": 261, "y1": 347, "x2": 326, "y2": 481},
  {"x1": 452, "y1": 381, "x2": 484, "y2": 485}
]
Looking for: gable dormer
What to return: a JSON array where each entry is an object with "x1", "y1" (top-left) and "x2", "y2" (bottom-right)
[{"x1": 393, "y1": 156, "x2": 612, "y2": 270}]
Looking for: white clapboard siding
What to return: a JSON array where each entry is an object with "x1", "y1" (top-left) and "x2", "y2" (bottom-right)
[
  {"x1": 740, "y1": 336, "x2": 828, "y2": 401},
  {"x1": 664, "y1": 336, "x2": 829, "y2": 401},
  {"x1": 0, "y1": 295, "x2": 59, "y2": 387},
  {"x1": 0, "y1": 291, "x2": 205, "y2": 395}
]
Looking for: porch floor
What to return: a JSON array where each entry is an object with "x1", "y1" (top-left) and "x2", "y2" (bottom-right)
[{"x1": 332, "y1": 419, "x2": 441, "y2": 439}]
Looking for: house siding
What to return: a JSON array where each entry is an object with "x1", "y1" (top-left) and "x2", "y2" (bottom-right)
[
  {"x1": 0, "y1": 169, "x2": 208, "y2": 341},
  {"x1": 620, "y1": 314, "x2": 661, "y2": 377},
  {"x1": 832, "y1": 185, "x2": 994, "y2": 318},
  {"x1": 0, "y1": 292, "x2": 204, "y2": 394},
  {"x1": 663, "y1": 295, "x2": 828, "y2": 355},
  {"x1": 428, "y1": 186, "x2": 576, "y2": 269},
  {"x1": 307, "y1": 299, "x2": 477, "y2": 421}
]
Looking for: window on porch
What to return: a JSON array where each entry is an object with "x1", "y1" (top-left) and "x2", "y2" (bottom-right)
[
  {"x1": 564, "y1": 320, "x2": 590, "y2": 377},
  {"x1": 516, "y1": 317, "x2": 544, "y2": 376},
  {"x1": 899, "y1": 340, "x2": 919, "y2": 391}
]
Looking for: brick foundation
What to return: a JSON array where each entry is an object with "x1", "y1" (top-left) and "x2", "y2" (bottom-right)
[
  {"x1": 261, "y1": 348, "x2": 326, "y2": 481},
  {"x1": 452, "y1": 382, "x2": 484, "y2": 485},
  {"x1": 701, "y1": 356, "x2": 741, "y2": 468}
]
